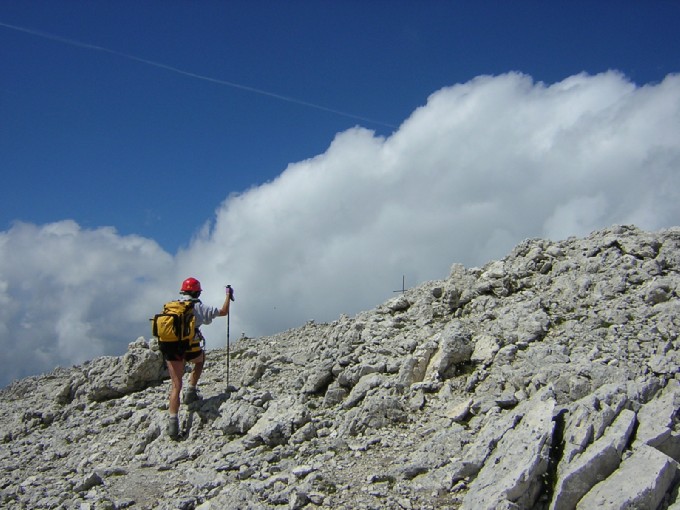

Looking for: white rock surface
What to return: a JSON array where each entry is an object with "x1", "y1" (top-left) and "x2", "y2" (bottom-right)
[{"x1": 2, "y1": 224, "x2": 680, "y2": 509}]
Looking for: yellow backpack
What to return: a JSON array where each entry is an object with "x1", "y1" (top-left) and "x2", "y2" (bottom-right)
[{"x1": 151, "y1": 300, "x2": 196, "y2": 343}]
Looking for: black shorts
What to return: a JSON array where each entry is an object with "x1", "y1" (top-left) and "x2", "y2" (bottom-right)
[{"x1": 159, "y1": 341, "x2": 203, "y2": 363}]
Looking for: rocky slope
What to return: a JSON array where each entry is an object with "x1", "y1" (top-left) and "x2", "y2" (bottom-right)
[{"x1": 1, "y1": 224, "x2": 680, "y2": 510}]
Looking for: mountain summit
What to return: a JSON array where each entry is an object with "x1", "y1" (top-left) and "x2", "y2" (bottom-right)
[{"x1": 2, "y1": 224, "x2": 679, "y2": 509}]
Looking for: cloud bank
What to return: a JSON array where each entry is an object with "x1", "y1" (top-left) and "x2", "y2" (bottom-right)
[{"x1": 2, "y1": 71, "x2": 679, "y2": 387}]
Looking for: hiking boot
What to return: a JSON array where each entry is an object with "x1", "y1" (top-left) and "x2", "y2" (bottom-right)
[
  {"x1": 183, "y1": 385, "x2": 199, "y2": 404},
  {"x1": 167, "y1": 416, "x2": 179, "y2": 439}
]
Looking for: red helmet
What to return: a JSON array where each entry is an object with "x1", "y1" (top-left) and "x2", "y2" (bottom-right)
[{"x1": 181, "y1": 277, "x2": 202, "y2": 293}]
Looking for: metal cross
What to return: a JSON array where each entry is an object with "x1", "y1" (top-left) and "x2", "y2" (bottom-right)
[{"x1": 393, "y1": 275, "x2": 407, "y2": 294}]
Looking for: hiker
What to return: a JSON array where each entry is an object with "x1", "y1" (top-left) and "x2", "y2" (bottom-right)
[{"x1": 162, "y1": 277, "x2": 233, "y2": 438}]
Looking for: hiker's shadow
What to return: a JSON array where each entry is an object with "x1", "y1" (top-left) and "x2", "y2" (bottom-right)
[{"x1": 184, "y1": 388, "x2": 237, "y2": 435}]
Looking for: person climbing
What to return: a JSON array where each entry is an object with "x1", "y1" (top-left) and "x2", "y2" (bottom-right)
[{"x1": 160, "y1": 277, "x2": 233, "y2": 439}]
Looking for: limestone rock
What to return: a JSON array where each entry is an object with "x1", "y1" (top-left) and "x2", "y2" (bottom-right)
[
  {"x1": 576, "y1": 444, "x2": 678, "y2": 510},
  {"x1": 461, "y1": 388, "x2": 556, "y2": 510},
  {"x1": 2, "y1": 225, "x2": 680, "y2": 509},
  {"x1": 550, "y1": 408, "x2": 637, "y2": 510}
]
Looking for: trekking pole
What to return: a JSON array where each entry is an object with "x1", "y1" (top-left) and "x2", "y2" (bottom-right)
[
  {"x1": 225, "y1": 285, "x2": 233, "y2": 387},
  {"x1": 226, "y1": 311, "x2": 231, "y2": 387}
]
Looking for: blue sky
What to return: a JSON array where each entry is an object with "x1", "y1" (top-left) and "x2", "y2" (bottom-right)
[
  {"x1": 2, "y1": 1, "x2": 677, "y2": 252},
  {"x1": 1, "y1": 1, "x2": 680, "y2": 387}
]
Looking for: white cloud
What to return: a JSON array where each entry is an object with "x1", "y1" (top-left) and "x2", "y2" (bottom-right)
[
  {"x1": 1, "y1": 71, "x2": 679, "y2": 387},
  {"x1": 0, "y1": 221, "x2": 173, "y2": 384},
  {"x1": 543, "y1": 194, "x2": 609, "y2": 240}
]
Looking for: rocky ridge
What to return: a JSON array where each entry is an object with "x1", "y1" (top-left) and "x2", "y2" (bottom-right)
[{"x1": 1, "y1": 224, "x2": 680, "y2": 509}]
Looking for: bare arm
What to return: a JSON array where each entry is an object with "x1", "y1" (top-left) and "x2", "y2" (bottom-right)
[
  {"x1": 218, "y1": 294, "x2": 230, "y2": 317},
  {"x1": 217, "y1": 286, "x2": 234, "y2": 316}
]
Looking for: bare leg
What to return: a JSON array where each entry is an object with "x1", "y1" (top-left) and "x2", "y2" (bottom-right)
[
  {"x1": 188, "y1": 351, "x2": 205, "y2": 387},
  {"x1": 166, "y1": 360, "x2": 184, "y2": 415}
]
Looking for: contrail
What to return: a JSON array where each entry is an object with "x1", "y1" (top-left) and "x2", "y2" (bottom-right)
[{"x1": 0, "y1": 21, "x2": 396, "y2": 129}]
